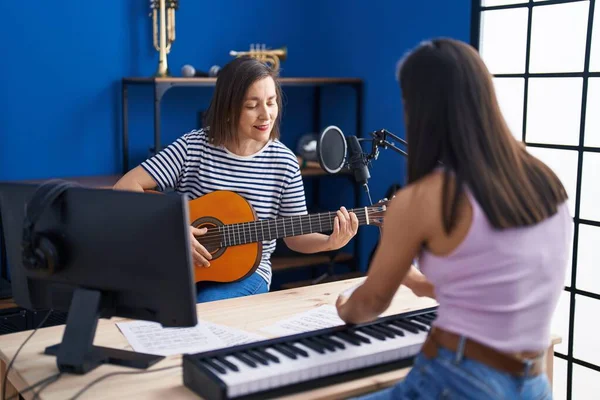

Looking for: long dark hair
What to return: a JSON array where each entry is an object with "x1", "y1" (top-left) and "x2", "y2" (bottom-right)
[
  {"x1": 204, "y1": 56, "x2": 283, "y2": 147},
  {"x1": 397, "y1": 38, "x2": 568, "y2": 233}
]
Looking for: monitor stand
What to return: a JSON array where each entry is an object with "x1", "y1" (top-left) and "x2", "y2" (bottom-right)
[{"x1": 44, "y1": 287, "x2": 165, "y2": 375}]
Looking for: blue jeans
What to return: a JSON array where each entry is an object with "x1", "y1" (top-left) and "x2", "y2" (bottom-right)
[
  {"x1": 353, "y1": 347, "x2": 551, "y2": 400},
  {"x1": 195, "y1": 272, "x2": 268, "y2": 303}
]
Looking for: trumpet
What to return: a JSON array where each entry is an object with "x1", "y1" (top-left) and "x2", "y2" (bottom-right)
[
  {"x1": 229, "y1": 44, "x2": 287, "y2": 71},
  {"x1": 150, "y1": 0, "x2": 178, "y2": 77}
]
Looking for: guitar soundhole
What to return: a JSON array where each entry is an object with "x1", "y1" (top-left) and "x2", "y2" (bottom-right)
[{"x1": 191, "y1": 217, "x2": 226, "y2": 259}]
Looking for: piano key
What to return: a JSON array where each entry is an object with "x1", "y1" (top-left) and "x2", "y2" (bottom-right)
[
  {"x1": 273, "y1": 344, "x2": 297, "y2": 359},
  {"x1": 420, "y1": 313, "x2": 437, "y2": 321},
  {"x1": 188, "y1": 322, "x2": 430, "y2": 399},
  {"x1": 413, "y1": 315, "x2": 433, "y2": 326},
  {"x1": 359, "y1": 326, "x2": 387, "y2": 340},
  {"x1": 346, "y1": 329, "x2": 371, "y2": 344},
  {"x1": 300, "y1": 338, "x2": 325, "y2": 354},
  {"x1": 408, "y1": 319, "x2": 430, "y2": 331},
  {"x1": 246, "y1": 350, "x2": 269, "y2": 365},
  {"x1": 381, "y1": 323, "x2": 405, "y2": 337},
  {"x1": 312, "y1": 336, "x2": 337, "y2": 352},
  {"x1": 216, "y1": 356, "x2": 239, "y2": 372},
  {"x1": 370, "y1": 325, "x2": 396, "y2": 338},
  {"x1": 202, "y1": 358, "x2": 227, "y2": 374},
  {"x1": 257, "y1": 348, "x2": 280, "y2": 363},
  {"x1": 390, "y1": 319, "x2": 419, "y2": 334},
  {"x1": 286, "y1": 343, "x2": 309, "y2": 357},
  {"x1": 334, "y1": 332, "x2": 361, "y2": 346},
  {"x1": 401, "y1": 318, "x2": 428, "y2": 332},
  {"x1": 324, "y1": 335, "x2": 346, "y2": 350},
  {"x1": 234, "y1": 352, "x2": 257, "y2": 368},
  {"x1": 183, "y1": 307, "x2": 439, "y2": 400}
]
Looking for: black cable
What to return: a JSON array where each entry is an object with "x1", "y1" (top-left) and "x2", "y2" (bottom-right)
[
  {"x1": 32, "y1": 372, "x2": 62, "y2": 400},
  {"x1": 68, "y1": 365, "x2": 180, "y2": 400},
  {"x1": 4, "y1": 372, "x2": 61, "y2": 400},
  {"x1": 2, "y1": 309, "x2": 53, "y2": 400}
]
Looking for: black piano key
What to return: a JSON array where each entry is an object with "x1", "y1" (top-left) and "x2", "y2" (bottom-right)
[
  {"x1": 273, "y1": 344, "x2": 297, "y2": 359},
  {"x1": 312, "y1": 337, "x2": 337, "y2": 352},
  {"x1": 334, "y1": 332, "x2": 361, "y2": 346},
  {"x1": 257, "y1": 348, "x2": 280, "y2": 363},
  {"x1": 399, "y1": 318, "x2": 428, "y2": 332},
  {"x1": 420, "y1": 313, "x2": 437, "y2": 321},
  {"x1": 300, "y1": 338, "x2": 326, "y2": 354},
  {"x1": 234, "y1": 352, "x2": 257, "y2": 368},
  {"x1": 409, "y1": 319, "x2": 431, "y2": 331},
  {"x1": 390, "y1": 320, "x2": 419, "y2": 334},
  {"x1": 246, "y1": 350, "x2": 269, "y2": 365},
  {"x1": 325, "y1": 335, "x2": 346, "y2": 349},
  {"x1": 359, "y1": 326, "x2": 387, "y2": 340},
  {"x1": 216, "y1": 356, "x2": 239, "y2": 372},
  {"x1": 382, "y1": 323, "x2": 405, "y2": 336},
  {"x1": 202, "y1": 358, "x2": 227, "y2": 374},
  {"x1": 413, "y1": 316, "x2": 432, "y2": 326},
  {"x1": 286, "y1": 343, "x2": 309, "y2": 357},
  {"x1": 370, "y1": 325, "x2": 396, "y2": 338},
  {"x1": 347, "y1": 329, "x2": 371, "y2": 344}
]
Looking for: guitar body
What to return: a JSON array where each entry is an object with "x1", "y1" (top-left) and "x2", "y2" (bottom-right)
[{"x1": 188, "y1": 191, "x2": 261, "y2": 284}]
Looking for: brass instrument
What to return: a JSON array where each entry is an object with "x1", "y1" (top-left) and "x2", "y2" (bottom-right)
[
  {"x1": 229, "y1": 44, "x2": 287, "y2": 71},
  {"x1": 150, "y1": 0, "x2": 178, "y2": 77}
]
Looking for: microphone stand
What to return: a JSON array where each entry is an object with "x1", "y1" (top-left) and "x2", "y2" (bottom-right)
[
  {"x1": 360, "y1": 129, "x2": 408, "y2": 237},
  {"x1": 354, "y1": 129, "x2": 407, "y2": 205},
  {"x1": 366, "y1": 129, "x2": 408, "y2": 161}
]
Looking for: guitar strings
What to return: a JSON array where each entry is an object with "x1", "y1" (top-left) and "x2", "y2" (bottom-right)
[
  {"x1": 193, "y1": 207, "x2": 378, "y2": 243},
  {"x1": 192, "y1": 207, "x2": 384, "y2": 247},
  {"x1": 192, "y1": 205, "x2": 382, "y2": 240},
  {"x1": 194, "y1": 209, "x2": 370, "y2": 241}
]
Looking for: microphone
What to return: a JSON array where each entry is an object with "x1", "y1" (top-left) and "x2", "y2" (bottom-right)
[
  {"x1": 347, "y1": 135, "x2": 371, "y2": 187},
  {"x1": 181, "y1": 64, "x2": 221, "y2": 78},
  {"x1": 316, "y1": 126, "x2": 407, "y2": 205}
]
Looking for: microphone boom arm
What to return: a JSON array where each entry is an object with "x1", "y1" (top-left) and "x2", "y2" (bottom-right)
[{"x1": 367, "y1": 129, "x2": 408, "y2": 160}]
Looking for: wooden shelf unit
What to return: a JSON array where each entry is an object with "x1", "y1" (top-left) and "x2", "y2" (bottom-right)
[{"x1": 121, "y1": 76, "x2": 364, "y2": 174}]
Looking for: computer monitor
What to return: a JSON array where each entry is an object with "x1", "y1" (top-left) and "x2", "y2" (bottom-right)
[{"x1": 0, "y1": 180, "x2": 198, "y2": 374}]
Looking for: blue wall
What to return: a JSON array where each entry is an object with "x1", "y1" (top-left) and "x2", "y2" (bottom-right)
[{"x1": 0, "y1": 0, "x2": 470, "y2": 273}]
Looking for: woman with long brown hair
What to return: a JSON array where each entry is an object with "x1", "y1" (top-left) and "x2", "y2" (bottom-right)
[
  {"x1": 337, "y1": 38, "x2": 571, "y2": 399},
  {"x1": 115, "y1": 57, "x2": 358, "y2": 303}
]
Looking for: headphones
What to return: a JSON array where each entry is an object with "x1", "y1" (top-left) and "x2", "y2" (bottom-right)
[{"x1": 21, "y1": 179, "x2": 79, "y2": 273}]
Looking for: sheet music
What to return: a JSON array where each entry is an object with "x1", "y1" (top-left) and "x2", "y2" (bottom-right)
[
  {"x1": 116, "y1": 319, "x2": 265, "y2": 357},
  {"x1": 260, "y1": 305, "x2": 346, "y2": 336},
  {"x1": 203, "y1": 320, "x2": 265, "y2": 347}
]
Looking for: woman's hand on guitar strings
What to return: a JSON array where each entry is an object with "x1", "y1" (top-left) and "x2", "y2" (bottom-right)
[
  {"x1": 326, "y1": 207, "x2": 359, "y2": 250},
  {"x1": 189, "y1": 226, "x2": 212, "y2": 267}
]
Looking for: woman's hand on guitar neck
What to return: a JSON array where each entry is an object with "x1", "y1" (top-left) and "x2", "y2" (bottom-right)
[
  {"x1": 326, "y1": 207, "x2": 359, "y2": 251},
  {"x1": 189, "y1": 226, "x2": 212, "y2": 267}
]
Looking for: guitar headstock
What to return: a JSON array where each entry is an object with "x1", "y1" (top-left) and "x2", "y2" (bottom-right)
[{"x1": 366, "y1": 197, "x2": 392, "y2": 227}]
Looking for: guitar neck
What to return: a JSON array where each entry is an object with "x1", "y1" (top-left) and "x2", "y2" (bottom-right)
[{"x1": 215, "y1": 207, "x2": 374, "y2": 247}]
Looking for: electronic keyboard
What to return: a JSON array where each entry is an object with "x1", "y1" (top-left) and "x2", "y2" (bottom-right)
[{"x1": 182, "y1": 306, "x2": 437, "y2": 400}]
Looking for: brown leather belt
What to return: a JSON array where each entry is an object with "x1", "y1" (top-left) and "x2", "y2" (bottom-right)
[{"x1": 421, "y1": 327, "x2": 545, "y2": 377}]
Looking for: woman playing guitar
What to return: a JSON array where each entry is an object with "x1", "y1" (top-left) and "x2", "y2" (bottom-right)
[{"x1": 113, "y1": 56, "x2": 358, "y2": 303}]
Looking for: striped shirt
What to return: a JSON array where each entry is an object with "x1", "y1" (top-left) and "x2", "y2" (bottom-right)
[{"x1": 141, "y1": 129, "x2": 307, "y2": 286}]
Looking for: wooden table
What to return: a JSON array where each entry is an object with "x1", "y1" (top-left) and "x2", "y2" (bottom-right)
[{"x1": 0, "y1": 278, "x2": 561, "y2": 400}]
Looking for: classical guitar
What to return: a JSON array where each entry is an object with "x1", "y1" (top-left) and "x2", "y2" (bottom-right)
[{"x1": 174, "y1": 190, "x2": 388, "y2": 284}]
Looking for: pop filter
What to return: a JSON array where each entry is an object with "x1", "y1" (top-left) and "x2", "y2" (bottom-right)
[{"x1": 317, "y1": 126, "x2": 347, "y2": 174}]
